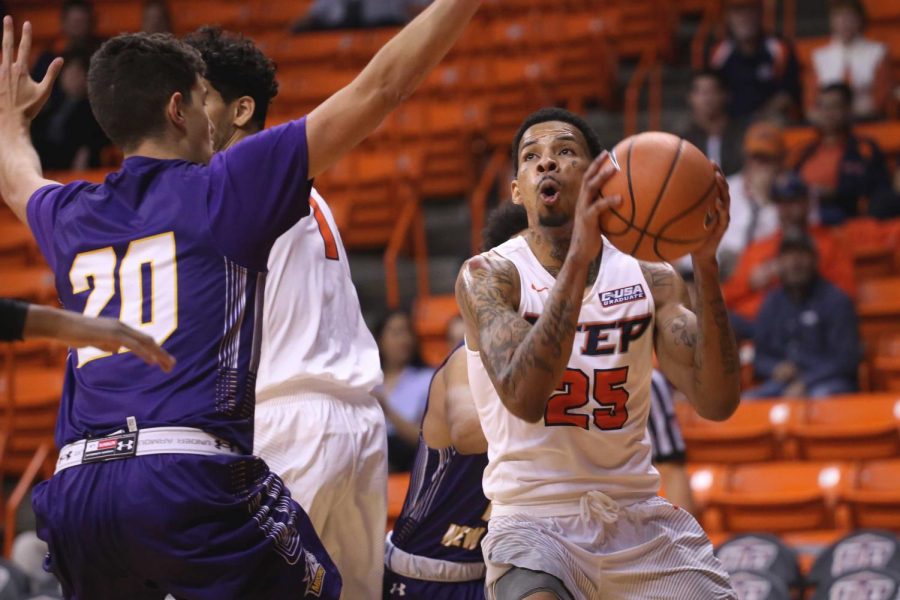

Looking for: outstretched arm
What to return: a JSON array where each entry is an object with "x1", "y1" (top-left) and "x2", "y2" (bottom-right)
[
  {"x1": 306, "y1": 0, "x2": 482, "y2": 178},
  {"x1": 0, "y1": 18, "x2": 63, "y2": 222},
  {"x1": 649, "y1": 167, "x2": 740, "y2": 421},
  {"x1": 456, "y1": 154, "x2": 621, "y2": 423}
]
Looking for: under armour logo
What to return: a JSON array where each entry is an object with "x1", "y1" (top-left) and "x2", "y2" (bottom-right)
[
  {"x1": 390, "y1": 583, "x2": 406, "y2": 596},
  {"x1": 214, "y1": 439, "x2": 231, "y2": 451},
  {"x1": 117, "y1": 440, "x2": 134, "y2": 452}
]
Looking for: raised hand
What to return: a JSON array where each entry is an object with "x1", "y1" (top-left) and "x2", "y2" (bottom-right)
[
  {"x1": 568, "y1": 151, "x2": 622, "y2": 265},
  {"x1": 0, "y1": 16, "x2": 63, "y2": 125},
  {"x1": 691, "y1": 163, "x2": 731, "y2": 264}
]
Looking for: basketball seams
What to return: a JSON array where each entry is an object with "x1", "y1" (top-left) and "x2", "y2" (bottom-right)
[
  {"x1": 624, "y1": 138, "x2": 637, "y2": 230},
  {"x1": 652, "y1": 175, "x2": 718, "y2": 259},
  {"x1": 630, "y1": 138, "x2": 684, "y2": 256},
  {"x1": 604, "y1": 206, "x2": 712, "y2": 244}
]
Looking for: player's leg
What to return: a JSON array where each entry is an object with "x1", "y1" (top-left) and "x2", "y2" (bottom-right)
[
  {"x1": 597, "y1": 497, "x2": 735, "y2": 599},
  {"x1": 494, "y1": 568, "x2": 574, "y2": 600},
  {"x1": 255, "y1": 396, "x2": 387, "y2": 600},
  {"x1": 332, "y1": 399, "x2": 388, "y2": 598},
  {"x1": 482, "y1": 515, "x2": 592, "y2": 600}
]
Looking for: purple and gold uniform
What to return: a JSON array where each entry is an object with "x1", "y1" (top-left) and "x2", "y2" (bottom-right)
[
  {"x1": 384, "y1": 360, "x2": 490, "y2": 600},
  {"x1": 27, "y1": 119, "x2": 340, "y2": 599}
]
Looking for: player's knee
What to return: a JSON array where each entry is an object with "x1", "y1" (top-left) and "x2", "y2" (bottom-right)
[{"x1": 494, "y1": 567, "x2": 574, "y2": 600}]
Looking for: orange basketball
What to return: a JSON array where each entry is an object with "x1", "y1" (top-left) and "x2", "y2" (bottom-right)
[{"x1": 599, "y1": 132, "x2": 718, "y2": 262}]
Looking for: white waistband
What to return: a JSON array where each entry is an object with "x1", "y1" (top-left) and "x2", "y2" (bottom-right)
[
  {"x1": 384, "y1": 532, "x2": 485, "y2": 583},
  {"x1": 490, "y1": 491, "x2": 625, "y2": 522},
  {"x1": 55, "y1": 427, "x2": 242, "y2": 474},
  {"x1": 256, "y1": 384, "x2": 378, "y2": 408}
]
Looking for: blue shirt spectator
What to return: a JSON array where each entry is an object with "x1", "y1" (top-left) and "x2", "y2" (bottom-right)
[{"x1": 748, "y1": 232, "x2": 860, "y2": 399}]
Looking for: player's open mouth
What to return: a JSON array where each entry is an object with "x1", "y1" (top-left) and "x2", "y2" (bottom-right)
[{"x1": 539, "y1": 179, "x2": 560, "y2": 206}]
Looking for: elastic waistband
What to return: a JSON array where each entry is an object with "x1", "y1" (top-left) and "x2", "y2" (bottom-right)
[
  {"x1": 256, "y1": 384, "x2": 378, "y2": 409},
  {"x1": 384, "y1": 532, "x2": 485, "y2": 583},
  {"x1": 490, "y1": 492, "x2": 654, "y2": 520},
  {"x1": 55, "y1": 427, "x2": 242, "y2": 474}
]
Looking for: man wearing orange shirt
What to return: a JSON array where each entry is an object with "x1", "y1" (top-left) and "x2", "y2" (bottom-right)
[
  {"x1": 723, "y1": 173, "x2": 854, "y2": 338},
  {"x1": 791, "y1": 83, "x2": 899, "y2": 223}
]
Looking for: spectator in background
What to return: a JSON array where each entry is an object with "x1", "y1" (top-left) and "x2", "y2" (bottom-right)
[
  {"x1": 32, "y1": 0, "x2": 103, "y2": 83},
  {"x1": 291, "y1": 0, "x2": 433, "y2": 32},
  {"x1": 141, "y1": 0, "x2": 173, "y2": 35},
  {"x1": 374, "y1": 309, "x2": 434, "y2": 471},
  {"x1": 716, "y1": 122, "x2": 785, "y2": 277},
  {"x1": 707, "y1": 0, "x2": 801, "y2": 122},
  {"x1": 748, "y1": 231, "x2": 860, "y2": 399},
  {"x1": 31, "y1": 46, "x2": 109, "y2": 170},
  {"x1": 679, "y1": 69, "x2": 746, "y2": 177},
  {"x1": 724, "y1": 173, "x2": 854, "y2": 339},
  {"x1": 791, "y1": 83, "x2": 900, "y2": 223},
  {"x1": 812, "y1": 0, "x2": 891, "y2": 120}
]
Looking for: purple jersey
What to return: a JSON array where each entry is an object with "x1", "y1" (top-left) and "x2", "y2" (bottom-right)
[
  {"x1": 391, "y1": 359, "x2": 490, "y2": 564},
  {"x1": 26, "y1": 119, "x2": 312, "y2": 454}
]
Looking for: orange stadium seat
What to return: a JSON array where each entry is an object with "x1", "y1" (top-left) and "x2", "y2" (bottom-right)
[
  {"x1": 316, "y1": 148, "x2": 421, "y2": 250},
  {"x1": 786, "y1": 395, "x2": 900, "y2": 461},
  {"x1": 246, "y1": 0, "x2": 314, "y2": 31},
  {"x1": 276, "y1": 66, "x2": 357, "y2": 116},
  {"x1": 706, "y1": 462, "x2": 851, "y2": 534},
  {"x1": 844, "y1": 458, "x2": 900, "y2": 530},
  {"x1": 863, "y1": 0, "x2": 900, "y2": 22},
  {"x1": 0, "y1": 265, "x2": 56, "y2": 304},
  {"x1": 679, "y1": 400, "x2": 790, "y2": 463},
  {"x1": 264, "y1": 30, "x2": 361, "y2": 68},
  {"x1": 413, "y1": 294, "x2": 460, "y2": 366},
  {"x1": 872, "y1": 334, "x2": 900, "y2": 391},
  {"x1": 172, "y1": 0, "x2": 248, "y2": 34},
  {"x1": 857, "y1": 277, "x2": 900, "y2": 347},
  {"x1": 93, "y1": 3, "x2": 142, "y2": 38},
  {"x1": 835, "y1": 218, "x2": 897, "y2": 283},
  {"x1": 0, "y1": 220, "x2": 39, "y2": 265}
]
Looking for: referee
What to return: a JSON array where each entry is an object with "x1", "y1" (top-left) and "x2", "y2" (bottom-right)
[
  {"x1": 0, "y1": 298, "x2": 174, "y2": 371},
  {"x1": 649, "y1": 369, "x2": 695, "y2": 514}
]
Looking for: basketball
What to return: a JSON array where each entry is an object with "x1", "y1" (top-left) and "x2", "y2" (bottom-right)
[{"x1": 599, "y1": 132, "x2": 719, "y2": 263}]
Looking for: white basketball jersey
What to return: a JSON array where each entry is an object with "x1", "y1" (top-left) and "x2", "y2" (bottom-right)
[
  {"x1": 256, "y1": 189, "x2": 382, "y2": 402},
  {"x1": 467, "y1": 236, "x2": 659, "y2": 507}
]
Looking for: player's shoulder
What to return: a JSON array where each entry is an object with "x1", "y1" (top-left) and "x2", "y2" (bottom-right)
[
  {"x1": 637, "y1": 260, "x2": 684, "y2": 306},
  {"x1": 456, "y1": 249, "x2": 521, "y2": 311}
]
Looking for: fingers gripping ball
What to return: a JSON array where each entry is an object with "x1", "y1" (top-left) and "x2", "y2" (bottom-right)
[{"x1": 599, "y1": 132, "x2": 718, "y2": 262}]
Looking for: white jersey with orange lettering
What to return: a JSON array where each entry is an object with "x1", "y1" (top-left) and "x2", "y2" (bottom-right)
[
  {"x1": 254, "y1": 188, "x2": 387, "y2": 600},
  {"x1": 466, "y1": 235, "x2": 734, "y2": 600},
  {"x1": 467, "y1": 235, "x2": 659, "y2": 508}
]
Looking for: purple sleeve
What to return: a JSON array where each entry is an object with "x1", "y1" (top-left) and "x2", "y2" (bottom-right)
[
  {"x1": 26, "y1": 184, "x2": 65, "y2": 271},
  {"x1": 207, "y1": 117, "x2": 313, "y2": 270}
]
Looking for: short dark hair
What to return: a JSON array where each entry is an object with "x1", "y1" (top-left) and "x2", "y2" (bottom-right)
[
  {"x1": 482, "y1": 202, "x2": 529, "y2": 251},
  {"x1": 184, "y1": 27, "x2": 278, "y2": 130},
  {"x1": 374, "y1": 309, "x2": 425, "y2": 368},
  {"x1": 88, "y1": 33, "x2": 205, "y2": 150},
  {"x1": 820, "y1": 82, "x2": 853, "y2": 105},
  {"x1": 61, "y1": 43, "x2": 94, "y2": 71},
  {"x1": 511, "y1": 107, "x2": 603, "y2": 172},
  {"x1": 691, "y1": 68, "x2": 728, "y2": 91}
]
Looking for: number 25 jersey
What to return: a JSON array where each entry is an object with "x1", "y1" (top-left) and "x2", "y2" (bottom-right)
[{"x1": 466, "y1": 235, "x2": 659, "y2": 507}]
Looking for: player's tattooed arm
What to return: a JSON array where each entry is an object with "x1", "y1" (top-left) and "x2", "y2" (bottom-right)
[
  {"x1": 0, "y1": 18, "x2": 62, "y2": 222},
  {"x1": 643, "y1": 166, "x2": 740, "y2": 421},
  {"x1": 643, "y1": 260, "x2": 740, "y2": 422},
  {"x1": 456, "y1": 252, "x2": 587, "y2": 424}
]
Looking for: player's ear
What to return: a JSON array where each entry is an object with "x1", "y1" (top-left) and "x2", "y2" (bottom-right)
[
  {"x1": 511, "y1": 178, "x2": 522, "y2": 205},
  {"x1": 233, "y1": 96, "x2": 256, "y2": 129},
  {"x1": 167, "y1": 91, "x2": 187, "y2": 132}
]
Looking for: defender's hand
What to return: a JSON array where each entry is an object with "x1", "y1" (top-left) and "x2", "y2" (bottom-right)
[
  {"x1": 568, "y1": 151, "x2": 622, "y2": 265},
  {"x1": 0, "y1": 17, "x2": 62, "y2": 125},
  {"x1": 691, "y1": 163, "x2": 731, "y2": 265},
  {"x1": 54, "y1": 313, "x2": 176, "y2": 372}
]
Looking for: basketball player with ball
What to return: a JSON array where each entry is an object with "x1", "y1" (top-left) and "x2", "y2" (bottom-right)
[{"x1": 457, "y1": 107, "x2": 741, "y2": 599}]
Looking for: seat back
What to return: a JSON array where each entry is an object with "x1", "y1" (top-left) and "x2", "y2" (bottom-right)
[
  {"x1": 845, "y1": 459, "x2": 900, "y2": 530},
  {"x1": 680, "y1": 400, "x2": 788, "y2": 464},
  {"x1": 808, "y1": 530, "x2": 900, "y2": 588},
  {"x1": 787, "y1": 395, "x2": 900, "y2": 461}
]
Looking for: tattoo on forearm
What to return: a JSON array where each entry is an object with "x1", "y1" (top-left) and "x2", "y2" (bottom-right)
[{"x1": 459, "y1": 256, "x2": 580, "y2": 398}]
